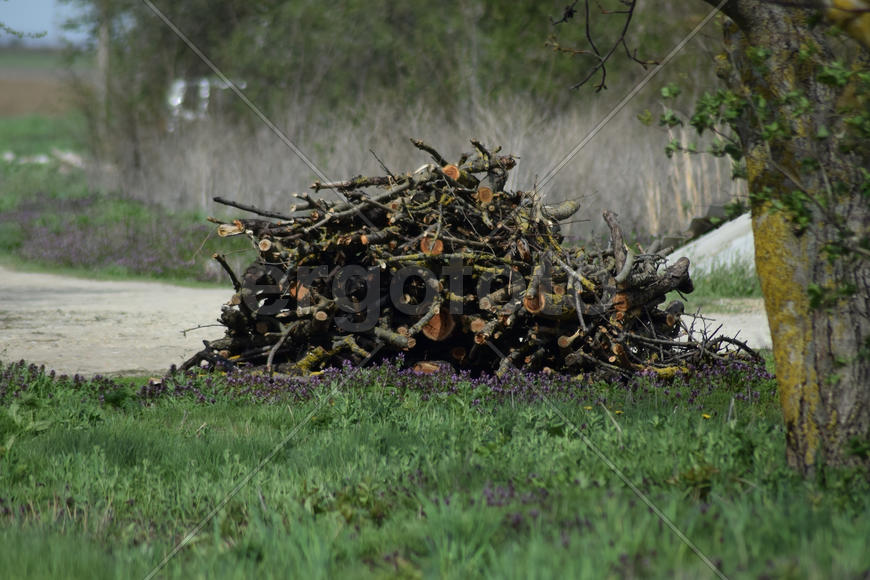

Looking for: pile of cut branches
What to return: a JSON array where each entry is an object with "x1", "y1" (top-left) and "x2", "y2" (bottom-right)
[{"x1": 184, "y1": 140, "x2": 757, "y2": 378}]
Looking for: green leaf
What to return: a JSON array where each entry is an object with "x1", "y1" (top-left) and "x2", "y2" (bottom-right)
[
  {"x1": 746, "y1": 46, "x2": 771, "y2": 65},
  {"x1": 818, "y1": 62, "x2": 852, "y2": 87},
  {"x1": 724, "y1": 143, "x2": 743, "y2": 161},
  {"x1": 637, "y1": 109, "x2": 653, "y2": 126},
  {"x1": 709, "y1": 140, "x2": 726, "y2": 157},
  {"x1": 659, "y1": 109, "x2": 683, "y2": 128},
  {"x1": 665, "y1": 140, "x2": 681, "y2": 159},
  {"x1": 660, "y1": 83, "x2": 681, "y2": 99},
  {"x1": 860, "y1": 168, "x2": 870, "y2": 198}
]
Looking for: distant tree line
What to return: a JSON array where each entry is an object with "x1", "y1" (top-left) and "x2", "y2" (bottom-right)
[{"x1": 59, "y1": 1, "x2": 711, "y2": 149}]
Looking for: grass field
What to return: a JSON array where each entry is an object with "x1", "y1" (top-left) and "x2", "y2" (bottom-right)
[
  {"x1": 666, "y1": 259, "x2": 762, "y2": 314},
  {"x1": 0, "y1": 113, "x2": 86, "y2": 155},
  {"x1": 0, "y1": 115, "x2": 252, "y2": 284},
  {"x1": 0, "y1": 359, "x2": 868, "y2": 578},
  {"x1": 0, "y1": 47, "x2": 91, "y2": 72}
]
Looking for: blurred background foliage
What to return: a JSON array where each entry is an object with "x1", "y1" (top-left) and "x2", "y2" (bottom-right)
[
  {"x1": 26, "y1": 0, "x2": 740, "y2": 243},
  {"x1": 64, "y1": 0, "x2": 714, "y2": 117}
]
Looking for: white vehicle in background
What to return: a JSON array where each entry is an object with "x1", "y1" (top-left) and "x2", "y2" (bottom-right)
[{"x1": 166, "y1": 77, "x2": 245, "y2": 131}]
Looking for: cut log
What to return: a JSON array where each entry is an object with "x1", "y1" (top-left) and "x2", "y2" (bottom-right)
[
  {"x1": 420, "y1": 237, "x2": 444, "y2": 256},
  {"x1": 422, "y1": 307, "x2": 456, "y2": 341}
]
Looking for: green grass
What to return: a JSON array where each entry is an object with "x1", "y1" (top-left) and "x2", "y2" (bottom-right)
[
  {"x1": 0, "y1": 253, "x2": 231, "y2": 289},
  {"x1": 690, "y1": 259, "x2": 762, "y2": 300},
  {"x1": 0, "y1": 114, "x2": 87, "y2": 156},
  {"x1": 0, "y1": 359, "x2": 867, "y2": 578},
  {"x1": 0, "y1": 114, "x2": 253, "y2": 284},
  {"x1": 0, "y1": 114, "x2": 91, "y2": 217},
  {"x1": 0, "y1": 156, "x2": 91, "y2": 217},
  {"x1": 0, "y1": 47, "x2": 92, "y2": 72},
  {"x1": 669, "y1": 259, "x2": 763, "y2": 313},
  {"x1": 0, "y1": 169, "x2": 253, "y2": 283}
]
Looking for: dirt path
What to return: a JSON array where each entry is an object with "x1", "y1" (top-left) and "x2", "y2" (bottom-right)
[
  {"x1": 0, "y1": 265, "x2": 229, "y2": 376},
  {"x1": 684, "y1": 300, "x2": 772, "y2": 352},
  {"x1": 0, "y1": 265, "x2": 773, "y2": 377}
]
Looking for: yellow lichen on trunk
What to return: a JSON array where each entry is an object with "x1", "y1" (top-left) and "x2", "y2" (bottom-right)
[
  {"x1": 747, "y1": 144, "x2": 820, "y2": 469},
  {"x1": 753, "y1": 203, "x2": 820, "y2": 468}
]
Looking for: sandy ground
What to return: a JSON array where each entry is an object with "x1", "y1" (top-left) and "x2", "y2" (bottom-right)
[
  {"x1": 0, "y1": 265, "x2": 773, "y2": 377},
  {"x1": 683, "y1": 301, "x2": 772, "y2": 352},
  {"x1": 0, "y1": 266, "x2": 230, "y2": 376}
]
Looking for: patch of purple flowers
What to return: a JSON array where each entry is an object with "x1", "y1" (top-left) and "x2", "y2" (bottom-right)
[
  {"x1": 1, "y1": 192, "x2": 239, "y2": 282},
  {"x1": 1, "y1": 351, "x2": 774, "y2": 412},
  {"x1": 0, "y1": 359, "x2": 130, "y2": 405}
]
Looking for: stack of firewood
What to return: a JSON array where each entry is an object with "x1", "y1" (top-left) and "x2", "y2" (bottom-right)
[{"x1": 183, "y1": 139, "x2": 748, "y2": 378}]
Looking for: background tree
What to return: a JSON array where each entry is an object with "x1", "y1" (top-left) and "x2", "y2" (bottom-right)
[
  {"x1": 58, "y1": 0, "x2": 730, "y2": 238},
  {"x1": 60, "y1": 1, "x2": 710, "y2": 162},
  {"x1": 554, "y1": 0, "x2": 869, "y2": 475}
]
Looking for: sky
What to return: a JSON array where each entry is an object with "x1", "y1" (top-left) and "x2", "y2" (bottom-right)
[{"x1": 1, "y1": 0, "x2": 87, "y2": 46}]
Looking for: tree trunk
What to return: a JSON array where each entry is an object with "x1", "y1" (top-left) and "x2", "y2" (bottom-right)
[
  {"x1": 708, "y1": 1, "x2": 870, "y2": 474},
  {"x1": 96, "y1": 0, "x2": 111, "y2": 161}
]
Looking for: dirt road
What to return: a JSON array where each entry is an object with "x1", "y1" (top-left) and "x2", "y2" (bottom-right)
[
  {"x1": 0, "y1": 265, "x2": 229, "y2": 376},
  {"x1": 683, "y1": 299, "x2": 772, "y2": 353},
  {"x1": 0, "y1": 265, "x2": 772, "y2": 377}
]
